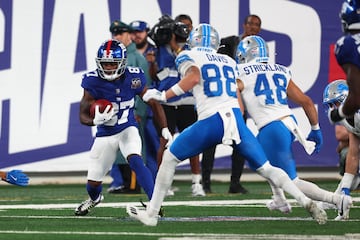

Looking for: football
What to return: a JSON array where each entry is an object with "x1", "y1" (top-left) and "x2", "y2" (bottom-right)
[{"x1": 89, "y1": 99, "x2": 113, "y2": 118}]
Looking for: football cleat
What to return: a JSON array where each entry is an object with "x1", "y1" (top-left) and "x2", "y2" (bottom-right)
[
  {"x1": 335, "y1": 194, "x2": 353, "y2": 220},
  {"x1": 74, "y1": 194, "x2": 104, "y2": 216},
  {"x1": 126, "y1": 205, "x2": 158, "y2": 226},
  {"x1": 266, "y1": 198, "x2": 292, "y2": 214},
  {"x1": 140, "y1": 200, "x2": 165, "y2": 217},
  {"x1": 192, "y1": 183, "x2": 206, "y2": 197},
  {"x1": 305, "y1": 200, "x2": 328, "y2": 225}
]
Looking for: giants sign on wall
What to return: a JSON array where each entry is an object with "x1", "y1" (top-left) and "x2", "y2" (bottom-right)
[{"x1": 0, "y1": 0, "x2": 345, "y2": 172}]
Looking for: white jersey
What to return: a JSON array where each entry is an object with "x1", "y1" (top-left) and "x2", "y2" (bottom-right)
[
  {"x1": 176, "y1": 47, "x2": 240, "y2": 120},
  {"x1": 238, "y1": 62, "x2": 293, "y2": 129}
]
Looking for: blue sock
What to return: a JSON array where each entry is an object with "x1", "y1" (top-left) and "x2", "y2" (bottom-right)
[
  {"x1": 128, "y1": 155, "x2": 154, "y2": 199},
  {"x1": 86, "y1": 183, "x2": 102, "y2": 201},
  {"x1": 109, "y1": 164, "x2": 124, "y2": 187},
  {"x1": 341, "y1": 187, "x2": 350, "y2": 195}
]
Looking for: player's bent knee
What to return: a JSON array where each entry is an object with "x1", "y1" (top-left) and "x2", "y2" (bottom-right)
[{"x1": 256, "y1": 161, "x2": 288, "y2": 187}]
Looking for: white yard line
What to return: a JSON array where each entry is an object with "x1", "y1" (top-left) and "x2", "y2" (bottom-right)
[
  {"x1": 0, "y1": 197, "x2": 358, "y2": 209},
  {"x1": 0, "y1": 230, "x2": 357, "y2": 240}
]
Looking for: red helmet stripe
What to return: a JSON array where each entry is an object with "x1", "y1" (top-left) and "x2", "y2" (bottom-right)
[{"x1": 106, "y1": 40, "x2": 112, "y2": 56}]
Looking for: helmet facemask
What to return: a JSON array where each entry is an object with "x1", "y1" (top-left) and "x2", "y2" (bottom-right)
[{"x1": 96, "y1": 40, "x2": 127, "y2": 81}]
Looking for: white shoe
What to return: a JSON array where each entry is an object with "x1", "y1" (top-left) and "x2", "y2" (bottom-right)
[
  {"x1": 266, "y1": 199, "x2": 292, "y2": 214},
  {"x1": 316, "y1": 201, "x2": 336, "y2": 210},
  {"x1": 126, "y1": 205, "x2": 158, "y2": 226},
  {"x1": 74, "y1": 194, "x2": 104, "y2": 216},
  {"x1": 305, "y1": 200, "x2": 327, "y2": 225},
  {"x1": 335, "y1": 194, "x2": 353, "y2": 220},
  {"x1": 192, "y1": 183, "x2": 206, "y2": 197}
]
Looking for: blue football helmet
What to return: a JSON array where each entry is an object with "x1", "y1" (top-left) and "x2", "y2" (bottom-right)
[
  {"x1": 187, "y1": 23, "x2": 220, "y2": 50},
  {"x1": 236, "y1": 35, "x2": 269, "y2": 64},
  {"x1": 323, "y1": 79, "x2": 349, "y2": 110},
  {"x1": 340, "y1": 0, "x2": 360, "y2": 32},
  {"x1": 96, "y1": 40, "x2": 127, "y2": 81}
]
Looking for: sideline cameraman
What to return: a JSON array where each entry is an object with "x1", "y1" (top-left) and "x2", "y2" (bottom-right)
[{"x1": 149, "y1": 14, "x2": 205, "y2": 196}]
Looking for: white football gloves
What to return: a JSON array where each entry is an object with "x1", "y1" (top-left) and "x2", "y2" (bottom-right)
[
  {"x1": 143, "y1": 89, "x2": 167, "y2": 102},
  {"x1": 93, "y1": 105, "x2": 115, "y2": 126},
  {"x1": 161, "y1": 127, "x2": 173, "y2": 147}
]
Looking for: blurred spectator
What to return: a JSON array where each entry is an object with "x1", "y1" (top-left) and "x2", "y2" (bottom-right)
[
  {"x1": 130, "y1": 20, "x2": 162, "y2": 182},
  {"x1": 107, "y1": 20, "x2": 150, "y2": 194}
]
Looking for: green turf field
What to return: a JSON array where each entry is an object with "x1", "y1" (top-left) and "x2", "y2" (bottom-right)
[{"x1": 0, "y1": 179, "x2": 358, "y2": 240}]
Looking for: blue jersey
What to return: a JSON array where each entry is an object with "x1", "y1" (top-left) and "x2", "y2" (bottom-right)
[
  {"x1": 335, "y1": 33, "x2": 360, "y2": 69},
  {"x1": 81, "y1": 67, "x2": 146, "y2": 137},
  {"x1": 155, "y1": 45, "x2": 193, "y2": 103}
]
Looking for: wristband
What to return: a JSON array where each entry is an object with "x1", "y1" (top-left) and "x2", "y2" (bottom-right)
[
  {"x1": 171, "y1": 84, "x2": 185, "y2": 96},
  {"x1": 311, "y1": 123, "x2": 320, "y2": 130}
]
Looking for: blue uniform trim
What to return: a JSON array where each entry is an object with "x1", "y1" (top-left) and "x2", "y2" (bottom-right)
[
  {"x1": 257, "y1": 120, "x2": 297, "y2": 180},
  {"x1": 169, "y1": 108, "x2": 268, "y2": 171}
]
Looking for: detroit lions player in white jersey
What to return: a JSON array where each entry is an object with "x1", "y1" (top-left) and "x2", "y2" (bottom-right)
[
  {"x1": 236, "y1": 35, "x2": 352, "y2": 220},
  {"x1": 324, "y1": 80, "x2": 360, "y2": 220},
  {"x1": 126, "y1": 24, "x2": 327, "y2": 226},
  {"x1": 325, "y1": 0, "x2": 360, "y2": 219},
  {"x1": 75, "y1": 39, "x2": 172, "y2": 216}
]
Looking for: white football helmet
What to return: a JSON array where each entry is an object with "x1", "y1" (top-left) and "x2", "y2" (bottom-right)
[
  {"x1": 187, "y1": 23, "x2": 220, "y2": 50},
  {"x1": 236, "y1": 35, "x2": 269, "y2": 64}
]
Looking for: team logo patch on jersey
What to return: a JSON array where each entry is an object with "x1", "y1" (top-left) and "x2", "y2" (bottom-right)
[{"x1": 131, "y1": 78, "x2": 142, "y2": 89}]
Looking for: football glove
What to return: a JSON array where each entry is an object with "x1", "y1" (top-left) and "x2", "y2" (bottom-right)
[
  {"x1": 3, "y1": 170, "x2": 29, "y2": 186},
  {"x1": 142, "y1": 89, "x2": 166, "y2": 102},
  {"x1": 306, "y1": 129, "x2": 323, "y2": 154},
  {"x1": 93, "y1": 105, "x2": 115, "y2": 125},
  {"x1": 161, "y1": 127, "x2": 173, "y2": 148}
]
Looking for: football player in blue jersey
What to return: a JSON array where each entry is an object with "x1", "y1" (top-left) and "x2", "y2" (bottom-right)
[
  {"x1": 236, "y1": 36, "x2": 352, "y2": 220},
  {"x1": 74, "y1": 39, "x2": 172, "y2": 216},
  {"x1": 329, "y1": 0, "x2": 360, "y2": 123},
  {"x1": 126, "y1": 24, "x2": 327, "y2": 226}
]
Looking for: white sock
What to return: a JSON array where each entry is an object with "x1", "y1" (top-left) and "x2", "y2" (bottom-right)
[
  {"x1": 293, "y1": 177, "x2": 340, "y2": 205},
  {"x1": 342, "y1": 173, "x2": 355, "y2": 189},
  {"x1": 268, "y1": 181, "x2": 287, "y2": 202},
  {"x1": 147, "y1": 149, "x2": 179, "y2": 217},
  {"x1": 192, "y1": 174, "x2": 201, "y2": 184},
  {"x1": 257, "y1": 162, "x2": 311, "y2": 207}
]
